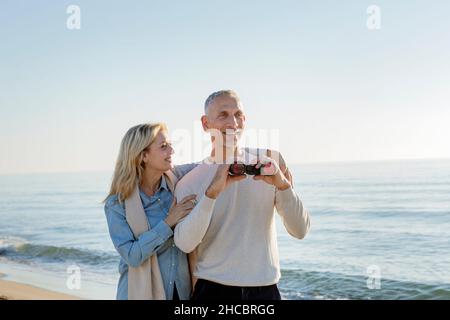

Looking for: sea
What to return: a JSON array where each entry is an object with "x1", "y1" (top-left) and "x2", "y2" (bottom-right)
[{"x1": 1, "y1": 159, "x2": 449, "y2": 300}]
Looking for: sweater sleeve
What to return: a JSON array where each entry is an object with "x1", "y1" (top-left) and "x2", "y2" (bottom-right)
[
  {"x1": 173, "y1": 194, "x2": 217, "y2": 253},
  {"x1": 275, "y1": 187, "x2": 311, "y2": 239},
  {"x1": 172, "y1": 163, "x2": 199, "y2": 180}
]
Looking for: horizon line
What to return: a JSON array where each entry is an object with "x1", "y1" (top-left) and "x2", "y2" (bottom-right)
[{"x1": 1, "y1": 156, "x2": 449, "y2": 177}]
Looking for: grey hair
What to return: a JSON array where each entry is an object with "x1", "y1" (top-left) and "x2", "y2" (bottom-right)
[{"x1": 204, "y1": 90, "x2": 241, "y2": 114}]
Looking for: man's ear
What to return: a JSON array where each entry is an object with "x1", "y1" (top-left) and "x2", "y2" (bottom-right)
[{"x1": 201, "y1": 115, "x2": 209, "y2": 132}]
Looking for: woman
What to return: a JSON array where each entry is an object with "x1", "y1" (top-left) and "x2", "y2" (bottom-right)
[{"x1": 104, "y1": 123, "x2": 198, "y2": 300}]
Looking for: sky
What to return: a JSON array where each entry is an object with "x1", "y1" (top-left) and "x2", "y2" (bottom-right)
[{"x1": 1, "y1": 0, "x2": 449, "y2": 174}]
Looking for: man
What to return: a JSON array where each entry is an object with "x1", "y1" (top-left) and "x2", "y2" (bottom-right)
[{"x1": 173, "y1": 90, "x2": 310, "y2": 300}]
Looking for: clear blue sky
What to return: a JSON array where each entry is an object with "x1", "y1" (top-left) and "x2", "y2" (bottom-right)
[{"x1": 1, "y1": 0, "x2": 449, "y2": 174}]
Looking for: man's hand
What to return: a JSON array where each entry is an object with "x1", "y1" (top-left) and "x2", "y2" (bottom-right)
[
  {"x1": 205, "y1": 164, "x2": 247, "y2": 199},
  {"x1": 253, "y1": 158, "x2": 292, "y2": 191},
  {"x1": 246, "y1": 149, "x2": 293, "y2": 186},
  {"x1": 266, "y1": 150, "x2": 293, "y2": 186}
]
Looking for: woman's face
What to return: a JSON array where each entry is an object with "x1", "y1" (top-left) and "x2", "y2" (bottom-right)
[{"x1": 142, "y1": 130, "x2": 174, "y2": 172}]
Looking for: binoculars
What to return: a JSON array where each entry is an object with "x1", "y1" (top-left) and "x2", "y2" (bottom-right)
[{"x1": 228, "y1": 161, "x2": 276, "y2": 176}]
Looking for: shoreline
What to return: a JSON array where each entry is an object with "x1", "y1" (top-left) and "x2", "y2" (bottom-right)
[
  {"x1": 0, "y1": 263, "x2": 116, "y2": 300},
  {"x1": 0, "y1": 273, "x2": 80, "y2": 300}
]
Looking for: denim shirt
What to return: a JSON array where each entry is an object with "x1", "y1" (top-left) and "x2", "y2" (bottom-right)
[{"x1": 104, "y1": 164, "x2": 197, "y2": 300}]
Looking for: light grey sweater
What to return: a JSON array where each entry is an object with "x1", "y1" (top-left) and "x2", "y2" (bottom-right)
[{"x1": 174, "y1": 151, "x2": 310, "y2": 286}]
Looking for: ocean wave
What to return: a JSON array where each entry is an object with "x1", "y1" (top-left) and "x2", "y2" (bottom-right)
[
  {"x1": 0, "y1": 237, "x2": 118, "y2": 266},
  {"x1": 279, "y1": 268, "x2": 450, "y2": 300}
]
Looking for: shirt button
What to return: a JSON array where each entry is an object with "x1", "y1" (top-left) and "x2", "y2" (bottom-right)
[{"x1": 157, "y1": 198, "x2": 160, "y2": 202}]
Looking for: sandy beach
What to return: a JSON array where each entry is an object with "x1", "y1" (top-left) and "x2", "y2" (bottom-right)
[{"x1": 0, "y1": 273, "x2": 80, "y2": 300}]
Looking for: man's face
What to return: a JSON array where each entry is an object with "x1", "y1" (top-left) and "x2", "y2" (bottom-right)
[{"x1": 202, "y1": 94, "x2": 246, "y2": 148}]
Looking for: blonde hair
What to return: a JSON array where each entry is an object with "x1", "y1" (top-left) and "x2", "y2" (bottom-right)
[{"x1": 105, "y1": 123, "x2": 168, "y2": 203}]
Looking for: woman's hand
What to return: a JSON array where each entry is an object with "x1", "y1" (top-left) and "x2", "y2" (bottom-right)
[
  {"x1": 205, "y1": 164, "x2": 247, "y2": 199},
  {"x1": 165, "y1": 194, "x2": 197, "y2": 228}
]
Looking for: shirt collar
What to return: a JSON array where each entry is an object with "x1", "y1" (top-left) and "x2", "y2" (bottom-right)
[
  {"x1": 159, "y1": 175, "x2": 169, "y2": 191},
  {"x1": 139, "y1": 175, "x2": 169, "y2": 201}
]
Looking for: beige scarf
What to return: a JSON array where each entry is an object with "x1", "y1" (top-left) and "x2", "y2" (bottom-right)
[{"x1": 124, "y1": 171, "x2": 177, "y2": 300}]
